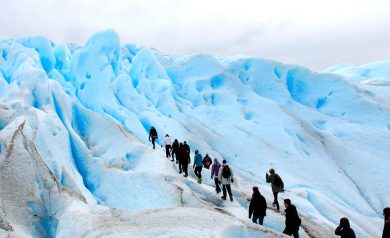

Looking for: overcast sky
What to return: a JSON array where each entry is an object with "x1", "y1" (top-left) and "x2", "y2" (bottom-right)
[{"x1": 1, "y1": 0, "x2": 390, "y2": 70}]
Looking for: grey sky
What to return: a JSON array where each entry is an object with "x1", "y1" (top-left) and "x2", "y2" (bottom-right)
[{"x1": 1, "y1": 0, "x2": 390, "y2": 70}]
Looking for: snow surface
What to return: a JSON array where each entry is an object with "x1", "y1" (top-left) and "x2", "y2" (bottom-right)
[{"x1": 0, "y1": 30, "x2": 389, "y2": 238}]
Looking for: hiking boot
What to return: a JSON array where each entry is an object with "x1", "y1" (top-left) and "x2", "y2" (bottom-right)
[
  {"x1": 183, "y1": 174, "x2": 188, "y2": 177},
  {"x1": 221, "y1": 196, "x2": 226, "y2": 200},
  {"x1": 230, "y1": 197, "x2": 233, "y2": 202},
  {"x1": 171, "y1": 159, "x2": 174, "y2": 161},
  {"x1": 216, "y1": 190, "x2": 221, "y2": 194}
]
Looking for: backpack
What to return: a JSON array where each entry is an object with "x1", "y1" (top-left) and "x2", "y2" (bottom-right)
[
  {"x1": 204, "y1": 158, "x2": 211, "y2": 167},
  {"x1": 222, "y1": 165, "x2": 231, "y2": 178},
  {"x1": 273, "y1": 175, "x2": 284, "y2": 188},
  {"x1": 297, "y1": 216, "x2": 301, "y2": 226}
]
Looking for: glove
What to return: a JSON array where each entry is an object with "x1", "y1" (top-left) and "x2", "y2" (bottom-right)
[
  {"x1": 231, "y1": 178, "x2": 234, "y2": 183},
  {"x1": 249, "y1": 215, "x2": 251, "y2": 219}
]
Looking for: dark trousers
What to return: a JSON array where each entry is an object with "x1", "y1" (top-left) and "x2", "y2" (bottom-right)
[
  {"x1": 172, "y1": 151, "x2": 176, "y2": 160},
  {"x1": 273, "y1": 192, "x2": 280, "y2": 210},
  {"x1": 283, "y1": 227, "x2": 299, "y2": 238},
  {"x1": 214, "y1": 178, "x2": 221, "y2": 192},
  {"x1": 252, "y1": 214, "x2": 264, "y2": 225},
  {"x1": 151, "y1": 137, "x2": 156, "y2": 149},
  {"x1": 222, "y1": 184, "x2": 233, "y2": 199},
  {"x1": 165, "y1": 145, "x2": 171, "y2": 158},
  {"x1": 194, "y1": 166, "x2": 202, "y2": 179},
  {"x1": 178, "y1": 161, "x2": 183, "y2": 173},
  {"x1": 182, "y1": 163, "x2": 188, "y2": 176}
]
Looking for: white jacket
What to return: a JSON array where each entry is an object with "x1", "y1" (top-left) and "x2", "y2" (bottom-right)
[{"x1": 163, "y1": 136, "x2": 172, "y2": 146}]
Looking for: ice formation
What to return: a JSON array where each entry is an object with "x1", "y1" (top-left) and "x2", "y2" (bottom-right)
[{"x1": 0, "y1": 30, "x2": 389, "y2": 237}]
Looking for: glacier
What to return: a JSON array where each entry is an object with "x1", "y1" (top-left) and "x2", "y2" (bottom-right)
[{"x1": 0, "y1": 29, "x2": 389, "y2": 238}]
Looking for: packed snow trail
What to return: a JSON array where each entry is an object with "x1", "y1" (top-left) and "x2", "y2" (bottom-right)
[{"x1": 0, "y1": 30, "x2": 389, "y2": 237}]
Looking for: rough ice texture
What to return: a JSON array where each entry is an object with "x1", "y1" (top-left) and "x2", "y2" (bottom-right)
[{"x1": 0, "y1": 30, "x2": 389, "y2": 238}]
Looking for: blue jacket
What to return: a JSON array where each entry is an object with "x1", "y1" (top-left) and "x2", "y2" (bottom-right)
[{"x1": 193, "y1": 154, "x2": 203, "y2": 168}]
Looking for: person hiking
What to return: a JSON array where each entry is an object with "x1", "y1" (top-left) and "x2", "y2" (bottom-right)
[
  {"x1": 202, "y1": 154, "x2": 212, "y2": 169},
  {"x1": 218, "y1": 159, "x2": 234, "y2": 201},
  {"x1": 193, "y1": 150, "x2": 203, "y2": 183},
  {"x1": 149, "y1": 126, "x2": 158, "y2": 149},
  {"x1": 335, "y1": 217, "x2": 356, "y2": 238},
  {"x1": 177, "y1": 143, "x2": 183, "y2": 173},
  {"x1": 171, "y1": 139, "x2": 179, "y2": 162},
  {"x1": 180, "y1": 142, "x2": 190, "y2": 177},
  {"x1": 249, "y1": 186, "x2": 267, "y2": 225},
  {"x1": 211, "y1": 158, "x2": 221, "y2": 193},
  {"x1": 283, "y1": 199, "x2": 301, "y2": 238},
  {"x1": 266, "y1": 168, "x2": 284, "y2": 211},
  {"x1": 383, "y1": 207, "x2": 390, "y2": 238},
  {"x1": 162, "y1": 134, "x2": 172, "y2": 159}
]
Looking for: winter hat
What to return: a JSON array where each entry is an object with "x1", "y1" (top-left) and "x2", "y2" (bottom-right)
[
  {"x1": 252, "y1": 186, "x2": 259, "y2": 192},
  {"x1": 384, "y1": 207, "x2": 390, "y2": 219},
  {"x1": 222, "y1": 159, "x2": 227, "y2": 164},
  {"x1": 214, "y1": 158, "x2": 218, "y2": 163}
]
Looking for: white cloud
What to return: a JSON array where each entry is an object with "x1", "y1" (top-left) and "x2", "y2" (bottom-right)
[{"x1": 1, "y1": 0, "x2": 389, "y2": 70}]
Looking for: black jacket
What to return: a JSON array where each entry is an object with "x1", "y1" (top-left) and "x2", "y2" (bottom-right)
[
  {"x1": 383, "y1": 220, "x2": 390, "y2": 238},
  {"x1": 171, "y1": 141, "x2": 179, "y2": 153},
  {"x1": 335, "y1": 226, "x2": 356, "y2": 238},
  {"x1": 285, "y1": 205, "x2": 301, "y2": 229},
  {"x1": 149, "y1": 128, "x2": 158, "y2": 138},
  {"x1": 249, "y1": 193, "x2": 267, "y2": 218}
]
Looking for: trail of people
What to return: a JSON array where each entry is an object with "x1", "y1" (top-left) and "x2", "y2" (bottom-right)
[{"x1": 149, "y1": 140, "x2": 318, "y2": 237}]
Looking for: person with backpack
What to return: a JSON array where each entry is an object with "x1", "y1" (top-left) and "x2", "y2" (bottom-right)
[
  {"x1": 162, "y1": 134, "x2": 172, "y2": 158},
  {"x1": 218, "y1": 159, "x2": 234, "y2": 201},
  {"x1": 211, "y1": 158, "x2": 221, "y2": 193},
  {"x1": 171, "y1": 139, "x2": 179, "y2": 162},
  {"x1": 335, "y1": 217, "x2": 356, "y2": 238},
  {"x1": 193, "y1": 150, "x2": 203, "y2": 183},
  {"x1": 283, "y1": 199, "x2": 301, "y2": 238},
  {"x1": 266, "y1": 168, "x2": 284, "y2": 211},
  {"x1": 180, "y1": 142, "x2": 190, "y2": 177},
  {"x1": 249, "y1": 186, "x2": 267, "y2": 225},
  {"x1": 383, "y1": 207, "x2": 390, "y2": 238},
  {"x1": 202, "y1": 154, "x2": 212, "y2": 169},
  {"x1": 149, "y1": 126, "x2": 158, "y2": 149}
]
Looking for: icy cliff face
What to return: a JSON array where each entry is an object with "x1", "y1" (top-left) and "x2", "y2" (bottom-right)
[{"x1": 0, "y1": 30, "x2": 389, "y2": 237}]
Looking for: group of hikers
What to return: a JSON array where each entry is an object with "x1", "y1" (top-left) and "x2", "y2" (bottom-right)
[{"x1": 149, "y1": 127, "x2": 390, "y2": 238}]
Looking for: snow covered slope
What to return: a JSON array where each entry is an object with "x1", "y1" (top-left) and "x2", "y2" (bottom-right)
[{"x1": 0, "y1": 30, "x2": 389, "y2": 238}]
